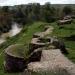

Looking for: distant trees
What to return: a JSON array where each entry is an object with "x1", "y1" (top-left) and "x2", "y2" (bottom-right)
[
  {"x1": 40, "y1": 2, "x2": 52, "y2": 22},
  {"x1": 31, "y1": 3, "x2": 41, "y2": 21},
  {"x1": 13, "y1": 3, "x2": 41, "y2": 24},
  {"x1": 63, "y1": 6, "x2": 73, "y2": 15},
  {"x1": 40, "y1": 2, "x2": 56, "y2": 22},
  {"x1": 0, "y1": 6, "x2": 12, "y2": 33},
  {"x1": 0, "y1": 3, "x2": 74, "y2": 34},
  {"x1": 0, "y1": 12, "x2": 12, "y2": 33},
  {"x1": 27, "y1": 3, "x2": 41, "y2": 23},
  {"x1": 1, "y1": 6, "x2": 9, "y2": 12},
  {"x1": 14, "y1": 7, "x2": 26, "y2": 24},
  {"x1": 12, "y1": 2, "x2": 56, "y2": 24}
]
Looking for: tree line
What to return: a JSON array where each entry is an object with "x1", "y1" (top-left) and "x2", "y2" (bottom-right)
[{"x1": 0, "y1": 2, "x2": 74, "y2": 34}]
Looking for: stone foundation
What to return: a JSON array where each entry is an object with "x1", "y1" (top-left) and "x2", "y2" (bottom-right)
[{"x1": 4, "y1": 44, "x2": 27, "y2": 72}]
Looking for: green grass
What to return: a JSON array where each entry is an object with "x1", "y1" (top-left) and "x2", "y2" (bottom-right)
[
  {"x1": 0, "y1": 21, "x2": 75, "y2": 75},
  {"x1": 5, "y1": 44, "x2": 29, "y2": 59},
  {"x1": 0, "y1": 22, "x2": 46, "y2": 75},
  {"x1": 51, "y1": 20, "x2": 75, "y2": 63}
]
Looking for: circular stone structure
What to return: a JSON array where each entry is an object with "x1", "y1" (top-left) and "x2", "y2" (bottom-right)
[
  {"x1": 4, "y1": 44, "x2": 28, "y2": 72},
  {"x1": 29, "y1": 37, "x2": 52, "y2": 53},
  {"x1": 33, "y1": 32, "x2": 44, "y2": 38}
]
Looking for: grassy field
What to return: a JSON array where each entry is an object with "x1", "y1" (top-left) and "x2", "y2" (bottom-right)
[
  {"x1": 51, "y1": 20, "x2": 75, "y2": 63},
  {"x1": 0, "y1": 21, "x2": 75, "y2": 75}
]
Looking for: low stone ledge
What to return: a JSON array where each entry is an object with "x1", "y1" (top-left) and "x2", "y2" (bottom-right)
[
  {"x1": 52, "y1": 39, "x2": 68, "y2": 54},
  {"x1": 57, "y1": 19, "x2": 72, "y2": 25},
  {"x1": 29, "y1": 37, "x2": 52, "y2": 52},
  {"x1": 33, "y1": 32, "x2": 44, "y2": 38},
  {"x1": 4, "y1": 44, "x2": 27, "y2": 72}
]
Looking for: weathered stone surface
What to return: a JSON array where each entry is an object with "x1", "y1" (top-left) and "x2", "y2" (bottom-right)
[
  {"x1": 59, "y1": 19, "x2": 72, "y2": 24},
  {"x1": 4, "y1": 54, "x2": 26, "y2": 72},
  {"x1": 33, "y1": 32, "x2": 44, "y2": 38},
  {"x1": 29, "y1": 36, "x2": 53, "y2": 53},
  {"x1": 33, "y1": 26, "x2": 54, "y2": 38},
  {"x1": 43, "y1": 26, "x2": 54, "y2": 35},
  {"x1": 29, "y1": 38, "x2": 47, "y2": 52},
  {"x1": 57, "y1": 17, "x2": 72, "y2": 25},
  {"x1": 23, "y1": 69, "x2": 31, "y2": 75},
  {"x1": 52, "y1": 39, "x2": 68, "y2": 54},
  {"x1": 4, "y1": 44, "x2": 27, "y2": 72},
  {"x1": 64, "y1": 15, "x2": 72, "y2": 20},
  {"x1": 30, "y1": 25, "x2": 54, "y2": 52},
  {"x1": 28, "y1": 49, "x2": 75, "y2": 75},
  {"x1": 39, "y1": 37, "x2": 51, "y2": 43},
  {"x1": 29, "y1": 48, "x2": 42, "y2": 62}
]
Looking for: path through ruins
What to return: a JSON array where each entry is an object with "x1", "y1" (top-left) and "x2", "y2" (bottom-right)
[{"x1": 28, "y1": 25, "x2": 75, "y2": 75}]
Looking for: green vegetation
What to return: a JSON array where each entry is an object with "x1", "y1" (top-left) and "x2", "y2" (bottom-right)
[
  {"x1": 0, "y1": 22, "x2": 46, "y2": 75},
  {"x1": 0, "y1": 3, "x2": 75, "y2": 75},
  {"x1": 51, "y1": 20, "x2": 75, "y2": 62},
  {"x1": 0, "y1": 3, "x2": 75, "y2": 34},
  {"x1": 0, "y1": 20, "x2": 75, "y2": 75},
  {"x1": 5, "y1": 44, "x2": 29, "y2": 59}
]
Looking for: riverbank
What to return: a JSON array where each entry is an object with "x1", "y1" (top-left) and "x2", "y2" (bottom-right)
[{"x1": 0, "y1": 23, "x2": 22, "y2": 45}]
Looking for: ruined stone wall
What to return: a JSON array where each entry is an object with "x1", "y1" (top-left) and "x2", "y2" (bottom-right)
[
  {"x1": 4, "y1": 53, "x2": 26, "y2": 72},
  {"x1": 4, "y1": 44, "x2": 27, "y2": 72}
]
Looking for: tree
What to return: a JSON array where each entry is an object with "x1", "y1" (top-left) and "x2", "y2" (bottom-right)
[
  {"x1": 63, "y1": 6, "x2": 72, "y2": 15},
  {"x1": 40, "y1": 2, "x2": 56, "y2": 22},
  {"x1": 2, "y1": 6, "x2": 9, "y2": 12},
  {"x1": 31, "y1": 3, "x2": 41, "y2": 21}
]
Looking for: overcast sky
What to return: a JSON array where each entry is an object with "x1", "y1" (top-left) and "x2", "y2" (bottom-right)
[{"x1": 0, "y1": 0, "x2": 75, "y2": 6}]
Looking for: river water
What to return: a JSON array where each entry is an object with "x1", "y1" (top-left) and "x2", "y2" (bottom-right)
[{"x1": 0, "y1": 23, "x2": 22, "y2": 44}]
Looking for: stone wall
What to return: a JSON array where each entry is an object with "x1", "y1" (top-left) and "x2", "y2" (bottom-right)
[
  {"x1": 4, "y1": 54, "x2": 26, "y2": 72},
  {"x1": 4, "y1": 44, "x2": 27, "y2": 72}
]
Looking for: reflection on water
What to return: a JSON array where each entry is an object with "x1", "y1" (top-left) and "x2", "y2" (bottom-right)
[
  {"x1": 9, "y1": 23, "x2": 22, "y2": 37},
  {"x1": 0, "y1": 23, "x2": 22, "y2": 44}
]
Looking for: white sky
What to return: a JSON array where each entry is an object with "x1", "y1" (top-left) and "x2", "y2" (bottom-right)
[{"x1": 0, "y1": 0, "x2": 75, "y2": 6}]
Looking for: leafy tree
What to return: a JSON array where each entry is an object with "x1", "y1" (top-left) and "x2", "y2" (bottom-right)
[
  {"x1": 1, "y1": 6, "x2": 9, "y2": 12},
  {"x1": 31, "y1": 3, "x2": 40, "y2": 21},
  {"x1": 63, "y1": 6, "x2": 73, "y2": 15},
  {"x1": 40, "y1": 2, "x2": 56, "y2": 22}
]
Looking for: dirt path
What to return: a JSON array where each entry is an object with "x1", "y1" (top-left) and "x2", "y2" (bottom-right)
[
  {"x1": 28, "y1": 26, "x2": 75, "y2": 75},
  {"x1": 33, "y1": 26, "x2": 54, "y2": 38},
  {"x1": 41, "y1": 50, "x2": 75, "y2": 75},
  {"x1": 43, "y1": 26, "x2": 54, "y2": 35},
  {"x1": 28, "y1": 50, "x2": 75, "y2": 75}
]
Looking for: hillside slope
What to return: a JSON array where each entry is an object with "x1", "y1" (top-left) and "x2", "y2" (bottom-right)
[
  {"x1": 0, "y1": 22, "x2": 47, "y2": 75},
  {"x1": 0, "y1": 21, "x2": 75, "y2": 75}
]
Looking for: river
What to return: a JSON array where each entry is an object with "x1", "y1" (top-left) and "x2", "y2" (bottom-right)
[{"x1": 0, "y1": 23, "x2": 22, "y2": 44}]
